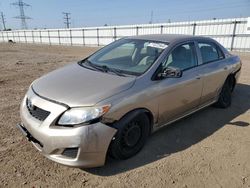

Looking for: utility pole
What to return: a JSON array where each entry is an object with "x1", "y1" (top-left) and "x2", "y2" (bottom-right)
[
  {"x1": 63, "y1": 12, "x2": 71, "y2": 28},
  {"x1": 1, "y1": 12, "x2": 6, "y2": 30},
  {"x1": 149, "y1": 11, "x2": 153, "y2": 24},
  {"x1": 11, "y1": 0, "x2": 31, "y2": 29}
]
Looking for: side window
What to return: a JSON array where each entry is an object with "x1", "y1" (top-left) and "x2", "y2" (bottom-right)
[
  {"x1": 198, "y1": 42, "x2": 224, "y2": 64},
  {"x1": 99, "y1": 43, "x2": 135, "y2": 61},
  {"x1": 162, "y1": 43, "x2": 197, "y2": 71}
]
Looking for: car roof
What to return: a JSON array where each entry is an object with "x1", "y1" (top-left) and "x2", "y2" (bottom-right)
[{"x1": 126, "y1": 34, "x2": 212, "y2": 43}]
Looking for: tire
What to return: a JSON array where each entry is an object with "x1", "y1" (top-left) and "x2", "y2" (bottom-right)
[
  {"x1": 214, "y1": 78, "x2": 232, "y2": 108},
  {"x1": 109, "y1": 112, "x2": 150, "y2": 160},
  {"x1": 228, "y1": 76, "x2": 236, "y2": 92}
]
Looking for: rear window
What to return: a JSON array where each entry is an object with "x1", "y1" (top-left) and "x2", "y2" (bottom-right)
[{"x1": 198, "y1": 42, "x2": 224, "y2": 64}]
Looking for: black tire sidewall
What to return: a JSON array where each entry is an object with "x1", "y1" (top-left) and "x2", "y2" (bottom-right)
[
  {"x1": 109, "y1": 112, "x2": 150, "y2": 160},
  {"x1": 217, "y1": 79, "x2": 232, "y2": 108}
]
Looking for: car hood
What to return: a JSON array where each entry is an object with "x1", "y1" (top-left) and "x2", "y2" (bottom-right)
[{"x1": 32, "y1": 63, "x2": 136, "y2": 107}]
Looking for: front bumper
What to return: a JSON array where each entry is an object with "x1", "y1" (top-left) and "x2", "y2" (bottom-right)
[{"x1": 19, "y1": 88, "x2": 117, "y2": 168}]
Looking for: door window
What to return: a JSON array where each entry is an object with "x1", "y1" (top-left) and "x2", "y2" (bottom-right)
[
  {"x1": 162, "y1": 43, "x2": 197, "y2": 71},
  {"x1": 198, "y1": 42, "x2": 224, "y2": 64}
]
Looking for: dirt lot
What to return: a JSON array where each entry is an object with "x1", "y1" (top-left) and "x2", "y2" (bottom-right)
[{"x1": 0, "y1": 43, "x2": 249, "y2": 188}]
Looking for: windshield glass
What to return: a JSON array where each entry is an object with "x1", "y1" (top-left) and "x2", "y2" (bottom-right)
[{"x1": 86, "y1": 39, "x2": 168, "y2": 75}]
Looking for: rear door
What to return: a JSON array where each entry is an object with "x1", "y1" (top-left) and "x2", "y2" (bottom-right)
[{"x1": 196, "y1": 41, "x2": 229, "y2": 105}]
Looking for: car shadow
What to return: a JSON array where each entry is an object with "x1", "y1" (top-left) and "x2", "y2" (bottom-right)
[{"x1": 83, "y1": 83, "x2": 250, "y2": 176}]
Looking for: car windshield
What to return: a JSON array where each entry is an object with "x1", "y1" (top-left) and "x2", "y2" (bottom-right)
[{"x1": 84, "y1": 39, "x2": 168, "y2": 76}]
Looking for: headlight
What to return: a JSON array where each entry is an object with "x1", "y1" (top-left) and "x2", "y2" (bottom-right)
[{"x1": 58, "y1": 105, "x2": 111, "y2": 125}]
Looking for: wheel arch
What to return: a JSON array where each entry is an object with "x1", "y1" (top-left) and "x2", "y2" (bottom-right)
[
  {"x1": 227, "y1": 73, "x2": 236, "y2": 92},
  {"x1": 112, "y1": 108, "x2": 154, "y2": 135}
]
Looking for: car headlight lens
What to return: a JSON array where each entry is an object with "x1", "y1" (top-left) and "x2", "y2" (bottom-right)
[{"x1": 58, "y1": 105, "x2": 111, "y2": 125}]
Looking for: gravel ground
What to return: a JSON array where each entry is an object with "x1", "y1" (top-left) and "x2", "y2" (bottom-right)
[{"x1": 0, "y1": 43, "x2": 249, "y2": 188}]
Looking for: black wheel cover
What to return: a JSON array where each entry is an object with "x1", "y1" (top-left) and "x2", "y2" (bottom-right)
[{"x1": 109, "y1": 112, "x2": 150, "y2": 160}]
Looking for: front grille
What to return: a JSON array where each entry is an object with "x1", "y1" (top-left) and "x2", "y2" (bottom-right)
[
  {"x1": 62, "y1": 148, "x2": 79, "y2": 158},
  {"x1": 26, "y1": 98, "x2": 50, "y2": 121}
]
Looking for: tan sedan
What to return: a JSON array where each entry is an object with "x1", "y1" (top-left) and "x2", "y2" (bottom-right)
[{"x1": 17, "y1": 34, "x2": 241, "y2": 168}]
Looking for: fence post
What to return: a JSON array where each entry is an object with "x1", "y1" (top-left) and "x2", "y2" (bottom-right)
[
  {"x1": 160, "y1": 25, "x2": 163, "y2": 34},
  {"x1": 39, "y1": 30, "x2": 42, "y2": 44},
  {"x1": 136, "y1": 26, "x2": 139, "y2": 35},
  {"x1": 24, "y1": 30, "x2": 27, "y2": 43},
  {"x1": 58, "y1": 30, "x2": 61, "y2": 45},
  {"x1": 97, "y1": 28, "x2": 100, "y2": 46},
  {"x1": 48, "y1": 30, "x2": 51, "y2": 45},
  {"x1": 17, "y1": 31, "x2": 20, "y2": 43},
  {"x1": 114, "y1": 27, "x2": 117, "y2": 41},
  {"x1": 6, "y1": 31, "x2": 9, "y2": 41},
  {"x1": 82, "y1": 29, "x2": 85, "y2": 46},
  {"x1": 31, "y1": 30, "x2": 34, "y2": 43},
  {"x1": 230, "y1": 20, "x2": 238, "y2": 51},
  {"x1": 192, "y1": 23, "x2": 196, "y2": 36},
  {"x1": 69, "y1": 29, "x2": 72, "y2": 46},
  {"x1": 12, "y1": 32, "x2": 15, "y2": 42},
  {"x1": 1, "y1": 31, "x2": 4, "y2": 42}
]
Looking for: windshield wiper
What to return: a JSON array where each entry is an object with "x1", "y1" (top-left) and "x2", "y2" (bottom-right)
[
  {"x1": 100, "y1": 65, "x2": 126, "y2": 77},
  {"x1": 80, "y1": 59, "x2": 107, "y2": 73},
  {"x1": 78, "y1": 60, "x2": 97, "y2": 71},
  {"x1": 79, "y1": 59, "x2": 126, "y2": 77}
]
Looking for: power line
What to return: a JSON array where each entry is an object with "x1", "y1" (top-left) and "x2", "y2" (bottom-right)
[
  {"x1": 11, "y1": 0, "x2": 31, "y2": 29},
  {"x1": 1, "y1": 12, "x2": 6, "y2": 30},
  {"x1": 63, "y1": 12, "x2": 71, "y2": 28},
  {"x1": 154, "y1": 2, "x2": 249, "y2": 17},
  {"x1": 74, "y1": 2, "x2": 248, "y2": 26}
]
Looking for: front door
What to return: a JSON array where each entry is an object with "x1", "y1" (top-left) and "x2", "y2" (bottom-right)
[{"x1": 157, "y1": 42, "x2": 203, "y2": 126}]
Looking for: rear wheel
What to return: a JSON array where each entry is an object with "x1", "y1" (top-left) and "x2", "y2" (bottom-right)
[
  {"x1": 214, "y1": 78, "x2": 233, "y2": 108},
  {"x1": 109, "y1": 113, "x2": 150, "y2": 159}
]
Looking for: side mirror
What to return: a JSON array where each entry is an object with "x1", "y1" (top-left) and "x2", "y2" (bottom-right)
[{"x1": 158, "y1": 66, "x2": 182, "y2": 79}]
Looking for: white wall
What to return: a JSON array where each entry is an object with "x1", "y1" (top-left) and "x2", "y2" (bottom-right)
[{"x1": 1, "y1": 17, "x2": 249, "y2": 51}]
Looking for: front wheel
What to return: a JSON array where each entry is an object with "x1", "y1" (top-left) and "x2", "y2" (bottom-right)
[{"x1": 109, "y1": 113, "x2": 150, "y2": 160}]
